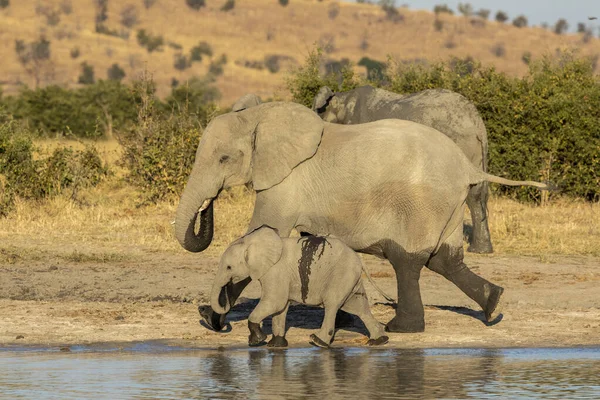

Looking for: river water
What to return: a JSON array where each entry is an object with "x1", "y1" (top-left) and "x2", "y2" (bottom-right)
[{"x1": 1, "y1": 344, "x2": 599, "y2": 399}]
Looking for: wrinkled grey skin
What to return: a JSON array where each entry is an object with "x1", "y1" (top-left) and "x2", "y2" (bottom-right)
[
  {"x1": 311, "y1": 85, "x2": 492, "y2": 254},
  {"x1": 175, "y1": 101, "x2": 548, "y2": 333},
  {"x1": 211, "y1": 226, "x2": 389, "y2": 348},
  {"x1": 232, "y1": 94, "x2": 262, "y2": 112}
]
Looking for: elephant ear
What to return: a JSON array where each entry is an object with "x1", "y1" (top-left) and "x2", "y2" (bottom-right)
[
  {"x1": 312, "y1": 86, "x2": 334, "y2": 112},
  {"x1": 232, "y1": 94, "x2": 262, "y2": 112},
  {"x1": 243, "y1": 225, "x2": 283, "y2": 281},
  {"x1": 251, "y1": 102, "x2": 324, "y2": 190}
]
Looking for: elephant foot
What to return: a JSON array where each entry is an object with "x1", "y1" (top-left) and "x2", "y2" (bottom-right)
[
  {"x1": 385, "y1": 316, "x2": 425, "y2": 333},
  {"x1": 335, "y1": 310, "x2": 355, "y2": 328},
  {"x1": 467, "y1": 241, "x2": 494, "y2": 254},
  {"x1": 484, "y1": 285, "x2": 504, "y2": 323},
  {"x1": 267, "y1": 335, "x2": 288, "y2": 348},
  {"x1": 248, "y1": 321, "x2": 267, "y2": 346},
  {"x1": 198, "y1": 305, "x2": 225, "y2": 332},
  {"x1": 366, "y1": 335, "x2": 389, "y2": 346},
  {"x1": 309, "y1": 334, "x2": 330, "y2": 349}
]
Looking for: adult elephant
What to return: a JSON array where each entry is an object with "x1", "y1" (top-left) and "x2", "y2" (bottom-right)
[
  {"x1": 311, "y1": 86, "x2": 492, "y2": 254},
  {"x1": 174, "y1": 102, "x2": 549, "y2": 333}
]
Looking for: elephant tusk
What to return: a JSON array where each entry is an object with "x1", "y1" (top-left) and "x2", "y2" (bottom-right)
[
  {"x1": 198, "y1": 199, "x2": 212, "y2": 213},
  {"x1": 170, "y1": 220, "x2": 175, "y2": 225}
]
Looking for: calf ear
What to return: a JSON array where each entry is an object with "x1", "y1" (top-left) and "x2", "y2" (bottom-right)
[
  {"x1": 243, "y1": 226, "x2": 283, "y2": 281},
  {"x1": 312, "y1": 86, "x2": 334, "y2": 112}
]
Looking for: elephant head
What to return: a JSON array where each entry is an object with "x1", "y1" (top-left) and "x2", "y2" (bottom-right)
[
  {"x1": 312, "y1": 86, "x2": 362, "y2": 124},
  {"x1": 232, "y1": 93, "x2": 262, "y2": 112},
  {"x1": 210, "y1": 226, "x2": 283, "y2": 314},
  {"x1": 174, "y1": 102, "x2": 324, "y2": 252}
]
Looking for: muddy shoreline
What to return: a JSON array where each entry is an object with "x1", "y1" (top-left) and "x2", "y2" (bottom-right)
[{"x1": 1, "y1": 252, "x2": 599, "y2": 349}]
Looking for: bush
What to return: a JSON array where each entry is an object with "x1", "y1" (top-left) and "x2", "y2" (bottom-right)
[
  {"x1": 554, "y1": 19, "x2": 568, "y2": 35},
  {"x1": 59, "y1": 0, "x2": 72, "y2": 14},
  {"x1": 0, "y1": 119, "x2": 109, "y2": 215},
  {"x1": 491, "y1": 43, "x2": 506, "y2": 58},
  {"x1": 0, "y1": 0, "x2": 9, "y2": 8},
  {"x1": 285, "y1": 48, "x2": 358, "y2": 108},
  {"x1": 136, "y1": 29, "x2": 164, "y2": 53},
  {"x1": 174, "y1": 53, "x2": 191, "y2": 70},
  {"x1": 287, "y1": 47, "x2": 600, "y2": 201},
  {"x1": 221, "y1": 0, "x2": 234, "y2": 11},
  {"x1": 107, "y1": 63, "x2": 126, "y2": 81},
  {"x1": 457, "y1": 2, "x2": 472, "y2": 17},
  {"x1": 278, "y1": 0, "x2": 289, "y2": 6},
  {"x1": 186, "y1": 0, "x2": 205, "y2": 10},
  {"x1": 2, "y1": 81, "x2": 138, "y2": 138},
  {"x1": 512, "y1": 15, "x2": 528, "y2": 28},
  {"x1": 208, "y1": 54, "x2": 227, "y2": 76},
  {"x1": 434, "y1": 18, "x2": 444, "y2": 31},
  {"x1": 70, "y1": 47, "x2": 80, "y2": 59},
  {"x1": 78, "y1": 62, "x2": 95, "y2": 85},
  {"x1": 379, "y1": 0, "x2": 403, "y2": 23},
  {"x1": 476, "y1": 9, "x2": 490, "y2": 19},
  {"x1": 521, "y1": 51, "x2": 532, "y2": 65},
  {"x1": 120, "y1": 4, "x2": 139, "y2": 28},
  {"x1": 577, "y1": 23, "x2": 586, "y2": 33},
  {"x1": 190, "y1": 41, "x2": 212, "y2": 62},
  {"x1": 143, "y1": 0, "x2": 157, "y2": 9},
  {"x1": 495, "y1": 11, "x2": 508, "y2": 23},
  {"x1": 118, "y1": 76, "x2": 207, "y2": 202},
  {"x1": 328, "y1": 2, "x2": 340, "y2": 20}
]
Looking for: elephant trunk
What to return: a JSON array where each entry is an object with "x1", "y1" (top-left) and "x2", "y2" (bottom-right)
[
  {"x1": 174, "y1": 166, "x2": 220, "y2": 253},
  {"x1": 211, "y1": 281, "x2": 231, "y2": 315}
]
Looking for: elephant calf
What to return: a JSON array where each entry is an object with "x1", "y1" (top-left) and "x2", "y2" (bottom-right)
[{"x1": 211, "y1": 226, "x2": 389, "y2": 348}]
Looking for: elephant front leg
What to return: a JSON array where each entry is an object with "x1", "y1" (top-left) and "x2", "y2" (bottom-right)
[
  {"x1": 466, "y1": 181, "x2": 494, "y2": 254},
  {"x1": 199, "y1": 277, "x2": 252, "y2": 332},
  {"x1": 248, "y1": 292, "x2": 289, "y2": 347},
  {"x1": 386, "y1": 262, "x2": 426, "y2": 333}
]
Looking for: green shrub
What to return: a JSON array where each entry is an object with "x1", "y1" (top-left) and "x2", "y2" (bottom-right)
[
  {"x1": 221, "y1": 0, "x2": 234, "y2": 11},
  {"x1": 433, "y1": 4, "x2": 453, "y2": 15},
  {"x1": 3, "y1": 80, "x2": 137, "y2": 138},
  {"x1": 512, "y1": 15, "x2": 528, "y2": 28},
  {"x1": 78, "y1": 62, "x2": 95, "y2": 84},
  {"x1": 136, "y1": 29, "x2": 164, "y2": 53},
  {"x1": 495, "y1": 11, "x2": 508, "y2": 23},
  {"x1": 0, "y1": 118, "x2": 109, "y2": 215},
  {"x1": 190, "y1": 41, "x2": 212, "y2": 62},
  {"x1": 285, "y1": 47, "x2": 358, "y2": 108},
  {"x1": 118, "y1": 76, "x2": 205, "y2": 202},
  {"x1": 107, "y1": 63, "x2": 126, "y2": 81},
  {"x1": 186, "y1": 0, "x2": 205, "y2": 10},
  {"x1": 0, "y1": 0, "x2": 9, "y2": 9}
]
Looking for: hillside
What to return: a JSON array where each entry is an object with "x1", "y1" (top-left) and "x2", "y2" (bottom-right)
[{"x1": 0, "y1": 0, "x2": 598, "y2": 105}]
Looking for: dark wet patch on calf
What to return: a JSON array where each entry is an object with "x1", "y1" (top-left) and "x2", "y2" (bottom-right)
[{"x1": 297, "y1": 236, "x2": 331, "y2": 302}]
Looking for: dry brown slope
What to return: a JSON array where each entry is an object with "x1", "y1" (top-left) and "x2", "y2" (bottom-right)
[{"x1": 0, "y1": 0, "x2": 598, "y2": 105}]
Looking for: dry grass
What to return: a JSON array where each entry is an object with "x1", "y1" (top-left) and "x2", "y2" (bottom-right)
[
  {"x1": 1, "y1": 0, "x2": 598, "y2": 104},
  {"x1": 1, "y1": 173, "x2": 598, "y2": 263}
]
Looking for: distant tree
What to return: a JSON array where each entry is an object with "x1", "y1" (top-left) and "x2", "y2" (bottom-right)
[
  {"x1": 190, "y1": 41, "x2": 212, "y2": 62},
  {"x1": 495, "y1": 11, "x2": 508, "y2": 23},
  {"x1": 143, "y1": 0, "x2": 157, "y2": 8},
  {"x1": 15, "y1": 36, "x2": 53, "y2": 88},
  {"x1": 186, "y1": 0, "x2": 205, "y2": 10},
  {"x1": 70, "y1": 47, "x2": 80, "y2": 59},
  {"x1": 94, "y1": 0, "x2": 108, "y2": 24},
  {"x1": 120, "y1": 4, "x2": 139, "y2": 28},
  {"x1": 457, "y1": 3, "x2": 472, "y2": 17},
  {"x1": 221, "y1": 0, "x2": 234, "y2": 11},
  {"x1": 358, "y1": 56, "x2": 385, "y2": 82},
  {"x1": 434, "y1": 18, "x2": 443, "y2": 31},
  {"x1": 512, "y1": 15, "x2": 528, "y2": 28},
  {"x1": 0, "y1": 0, "x2": 9, "y2": 8},
  {"x1": 136, "y1": 29, "x2": 164, "y2": 52},
  {"x1": 554, "y1": 19, "x2": 568, "y2": 35},
  {"x1": 208, "y1": 54, "x2": 227, "y2": 76},
  {"x1": 278, "y1": 0, "x2": 289, "y2": 6},
  {"x1": 174, "y1": 53, "x2": 191, "y2": 70},
  {"x1": 328, "y1": 2, "x2": 340, "y2": 20},
  {"x1": 476, "y1": 9, "x2": 490, "y2": 20},
  {"x1": 577, "y1": 22, "x2": 587, "y2": 33},
  {"x1": 107, "y1": 63, "x2": 126, "y2": 81},
  {"x1": 59, "y1": 0, "x2": 72, "y2": 14},
  {"x1": 379, "y1": 0, "x2": 403, "y2": 23},
  {"x1": 433, "y1": 4, "x2": 453, "y2": 15},
  {"x1": 491, "y1": 43, "x2": 506, "y2": 57},
  {"x1": 78, "y1": 62, "x2": 95, "y2": 85}
]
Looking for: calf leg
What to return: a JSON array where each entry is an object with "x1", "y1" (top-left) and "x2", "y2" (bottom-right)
[{"x1": 340, "y1": 283, "x2": 388, "y2": 345}]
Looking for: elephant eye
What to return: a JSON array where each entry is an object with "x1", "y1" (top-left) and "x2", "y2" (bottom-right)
[{"x1": 219, "y1": 155, "x2": 230, "y2": 163}]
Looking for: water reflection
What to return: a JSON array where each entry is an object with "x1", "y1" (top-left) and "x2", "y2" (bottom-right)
[{"x1": 1, "y1": 347, "x2": 600, "y2": 399}]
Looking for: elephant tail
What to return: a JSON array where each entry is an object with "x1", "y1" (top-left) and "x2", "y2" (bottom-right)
[{"x1": 474, "y1": 172, "x2": 555, "y2": 191}]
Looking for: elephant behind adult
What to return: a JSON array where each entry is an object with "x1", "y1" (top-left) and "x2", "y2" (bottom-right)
[
  {"x1": 174, "y1": 102, "x2": 549, "y2": 333},
  {"x1": 311, "y1": 85, "x2": 493, "y2": 254}
]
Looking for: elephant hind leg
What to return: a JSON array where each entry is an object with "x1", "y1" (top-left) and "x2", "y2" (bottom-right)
[
  {"x1": 384, "y1": 243, "x2": 430, "y2": 333},
  {"x1": 466, "y1": 181, "x2": 494, "y2": 254},
  {"x1": 427, "y1": 237, "x2": 503, "y2": 323},
  {"x1": 340, "y1": 283, "x2": 387, "y2": 344}
]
